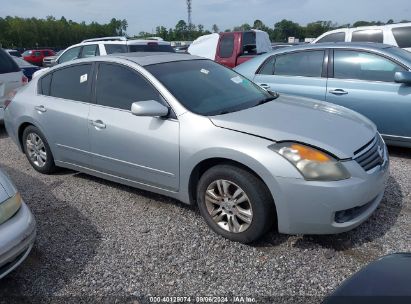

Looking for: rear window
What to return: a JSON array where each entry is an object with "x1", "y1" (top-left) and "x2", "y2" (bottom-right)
[
  {"x1": 242, "y1": 32, "x2": 257, "y2": 55},
  {"x1": 317, "y1": 32, "x2": 346, "y2": 43},
  {"x1": 104, "y1": 44, "x2": 128, "y2": 54},
  {"x1": 218, "y1": 34, "x2": 235, "y2": 58},
  {"x1": 392, "y1": 27, "x2": 411, "y2": 48},
  {"x1": 128, "y1": 44, "x2": 175, "y2": 53},
  {"x1": 352, "y1": 30, "x2": 383, "y2": 43},
  {"x1": 0, "y1": 49, "x2": 20, "y2": 74}
]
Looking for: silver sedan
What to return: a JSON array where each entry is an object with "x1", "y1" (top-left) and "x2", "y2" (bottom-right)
[
  {"x1": 4, "y1": 53, "x2": 389, "y2": 243},
  {"x1": 0, "y1": 169, "x2": 36, "y2": 279}
]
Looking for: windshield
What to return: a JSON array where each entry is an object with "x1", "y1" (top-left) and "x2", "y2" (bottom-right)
[{"x1": 146, "y1": 60, "x2": 273, "y2": 116}]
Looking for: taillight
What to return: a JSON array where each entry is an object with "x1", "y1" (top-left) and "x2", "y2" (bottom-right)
[
  {"x1": 4, "y1": 90, "x2": 17, "y2": 109},
  {"x1": 22, "y1": 75, "x2": 28, "y2": 85}
]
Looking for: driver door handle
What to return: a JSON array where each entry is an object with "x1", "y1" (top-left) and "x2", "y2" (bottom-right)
[
  {"x1": 90, "y1": 120, "x2": 106, "y2": 129},
  {"x1": 329, "y1": 89, "x2": 348, "y2": 96}
]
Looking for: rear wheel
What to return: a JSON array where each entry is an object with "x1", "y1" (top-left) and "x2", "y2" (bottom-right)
[
  {"x1": 22, "y1": 126, "x2": 56, "y2": 174},
  {"x1": 197, "y1": 165, "x2": 275, "y2": 243}
]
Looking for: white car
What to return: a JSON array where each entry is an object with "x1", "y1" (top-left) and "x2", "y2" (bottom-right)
[
  {"x1": 32, "y1": 36, "x2": 175, "y2": 79},
  {"x1": 312, "y1": 23, "x2": 411, "y2": 52},
  {"x1": 54, "y1": 36, "x2": 175, "y2": 65}
]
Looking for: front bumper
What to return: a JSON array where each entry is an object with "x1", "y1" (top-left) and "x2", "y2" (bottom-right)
[
  {"x1": 0, "y1": 202, "x2": 36, "y2": 279},
  {"x1": 272, "y1": 149, "x2": 389, "y2": 235}
]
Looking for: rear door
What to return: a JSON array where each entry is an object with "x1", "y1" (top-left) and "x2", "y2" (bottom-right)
[
  {"x1": 326, "y1": 49, "x2": 411, "y2": 140},
  {"x1": 0, "y1": 49, "x2": 22, "y2": 120},
  {"x1": 35, "y1": 64, "x2": 93, "y2": 166},
  {"x1": 253, "y1": 49, "x2": 328, "y2": 100}
]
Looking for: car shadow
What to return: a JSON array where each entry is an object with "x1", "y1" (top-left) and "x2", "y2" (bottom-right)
[
  {"x1": 0, "y1": 124, "x2": 8, "y2": 140},
  {"x1": 0, "y1": 165, "x2": 101, "y2": 298},
  {"x1": 291, "y1": 175, "x2": 404, "y2": 255},
  {"x1": 73, "y1": 172, "x2": 197, "y2": 213},
  {"x1": 388, "y1": 146, "x2": 411, "y2": 160}
]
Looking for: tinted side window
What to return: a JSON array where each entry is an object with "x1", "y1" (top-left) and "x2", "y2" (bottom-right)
[
  {"x1": 81, "y1": 44, "x2": 99, "y2": 58},
  {"x1": 334, "y1": 50, "x2": 406, "y2": 82},
  {"x1": 317, "y1": 32, "x2": 346, "y2": 43},
  {"x1": 58, "y1": 47, "x2": 81, "y2": 64},
  {"x1": 96, "y1": 63, "x2": 160, "y2": 110},
  {"x1": 392, "y1": 27, "x2": 411, "y2": 48},
  {"x1": 352, "y1": 30, "x2": 383, "y2": 43},
  {"x1": 50, "y1": 64, "x2": 92, "y2": 102},
  {"x1": 104, "y1": 44, "x2": 128, "y2": 54},
  {"x1": 39, "y1": 73, "x2": 52, "y2": 95},
  {"x1": 242, "y1": 32, "x2": 257, "y2": 55},
  {"x1": 0, "y1": 49, "x2": 20, "y2": 74},
  {"x1": 258, "y1": 56, "x2": 276, "y2": 75},
  {"x1": 274, "y1": 51, "x2": 325, "y2": 77},
  {"x1": 219, "y1": 34, "x2": 234, "y2": 58}
]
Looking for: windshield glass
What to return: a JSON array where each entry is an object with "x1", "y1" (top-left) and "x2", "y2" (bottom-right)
[{"x1": 146, "y1": 60, "x2": 273, "y2": 116}]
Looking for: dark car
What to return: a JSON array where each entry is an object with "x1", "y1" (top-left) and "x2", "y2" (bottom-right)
[{"x1": 12, "y1": 56, "x2": 41, "y2": 81}]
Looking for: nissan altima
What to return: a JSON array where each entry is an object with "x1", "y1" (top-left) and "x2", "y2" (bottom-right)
[{"x1": 4, "y1": 53, "x2": 389, "y2": 243}]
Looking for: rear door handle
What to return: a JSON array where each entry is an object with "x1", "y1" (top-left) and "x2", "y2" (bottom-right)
[
  {"x1": 329, "y1": 89, "x2": 348, "y2": 96},
  {"x1": 259, "y1": 83, "x2": 271, "y2": 90},
  {"x1": 90, "y1": 120, "x2": 106, "y2": 129},
  {"x1": 34, "y1": 105, "x2": 47, "y2": 113}
]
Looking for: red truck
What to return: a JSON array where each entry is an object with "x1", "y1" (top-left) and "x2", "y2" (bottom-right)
[
  {"x1": 188, "y1": 30, "x2": 272, "y2": 68},
  {"x1": 22, "y1": 49, "x2": 56, "y2": 67}
]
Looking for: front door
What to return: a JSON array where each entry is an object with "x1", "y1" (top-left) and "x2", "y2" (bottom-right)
[
  {"x1": 88, "y1": 62, "x2": 180, "y2": 191},
  {"x1": 326, "y1": 49, "x2": 411, "y2": 140},
  {"x1": 253, "y1": 50, "x2": 328, "y2": 101}
]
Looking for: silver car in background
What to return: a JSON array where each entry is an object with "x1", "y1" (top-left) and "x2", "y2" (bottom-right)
[
  {"x1": 0, "y1": 169, "x2": 36, "y2": 279},
  {"x1": 0, "y1": 48, "x2": 26, "y2": 122},
  {"x1": 4, "y1": 53, "x2": 389, "y2": 243}
]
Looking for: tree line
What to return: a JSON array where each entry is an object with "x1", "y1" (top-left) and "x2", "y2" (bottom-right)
[
  {"x1": 0, "y1": 16, "x2": 128, "y2": 49},
  {"x1": 1, "y1": 16, "x2": 410, "y2": 49},
  {"x1": 144, "y1": 18, "x2": 411, "y2": 42}
]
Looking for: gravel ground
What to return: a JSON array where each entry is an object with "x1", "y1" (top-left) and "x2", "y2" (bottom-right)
[{"x1": 0, "y1": 124, "x2": 410, "y2": 303}]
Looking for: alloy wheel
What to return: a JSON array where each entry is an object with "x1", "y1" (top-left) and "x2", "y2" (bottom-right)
[
  {"x1": 26, "y1": 133, "x2": 47, "y2": 168},
  {"x1": 205, "y1": 179, "x2": 253, "y2": 233}
]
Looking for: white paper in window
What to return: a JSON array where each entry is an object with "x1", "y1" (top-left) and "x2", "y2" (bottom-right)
[{"x1": 80, "y1": 74, "x2": 88, "y2": 83}]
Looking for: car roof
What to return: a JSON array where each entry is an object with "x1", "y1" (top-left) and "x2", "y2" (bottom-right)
[
  {"x1": 271, "y1": 42, "x2": 394, "y2": 54},
  {"x1": 109, "y1": 52, "x2": 206, "y2": 66}
]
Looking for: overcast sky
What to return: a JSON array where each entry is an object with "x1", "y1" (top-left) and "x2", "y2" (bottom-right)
[{"x1": 4, "y1": 0, "x2": 411, "y2": 34}]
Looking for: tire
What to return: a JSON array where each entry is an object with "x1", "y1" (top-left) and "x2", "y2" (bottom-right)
[
  {"x1": 22, "y1": 125, "x2": 56, "y2": 174},
  {"x1": 197, "y1": 164, "x2": 276, "y2": 244}
]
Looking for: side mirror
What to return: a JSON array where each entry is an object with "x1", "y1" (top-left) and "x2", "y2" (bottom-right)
[
  {"x1": 131, "y1": 100, "x2": 169, "y2": 117},
  {"x1": 394, "y1": 71, "x2": 411, "y2": 85}
]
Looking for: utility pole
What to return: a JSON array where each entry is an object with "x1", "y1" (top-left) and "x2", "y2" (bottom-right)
[{"x1": 187, "y1": 0, "x2": 192, "y2": 30}]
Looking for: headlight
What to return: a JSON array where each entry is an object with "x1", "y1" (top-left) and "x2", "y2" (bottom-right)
[
  {"x1": 0, "y1": 193, "x2": 22, "y2": 225},
  {"x1": 270, "y1": 143, "x2": 350, "y2": 181}
]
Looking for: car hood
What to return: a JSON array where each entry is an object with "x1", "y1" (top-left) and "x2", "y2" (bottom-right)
[{"x1": 209, "y1": 95, "x2": 376, "y2": 159}]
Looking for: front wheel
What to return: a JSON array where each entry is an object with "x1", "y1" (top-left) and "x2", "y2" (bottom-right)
[
  {"x1": 197, "y1": 165, "x2": 276, "y2": 243},
  {"x1": 22, "y1": 125, "x2": 56, "y2": 174}
]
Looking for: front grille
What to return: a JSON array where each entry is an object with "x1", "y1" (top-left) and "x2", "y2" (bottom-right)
[{"x1": 354, "y1": 135, "x2": 385, "y2": 172}]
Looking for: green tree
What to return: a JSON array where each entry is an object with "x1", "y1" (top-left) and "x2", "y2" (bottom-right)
[{"x1": 212, "y1": 24, "x2": 219, "y2": 33}]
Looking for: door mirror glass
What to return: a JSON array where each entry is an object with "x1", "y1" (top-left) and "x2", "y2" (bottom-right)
[
  {"x1": 131, "y1": 100, "x2": 169, "y2": 117},
  {"x1": 394, "y1": 71, "x2": 411, "y2": 85}
]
